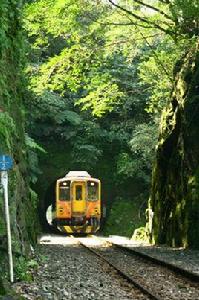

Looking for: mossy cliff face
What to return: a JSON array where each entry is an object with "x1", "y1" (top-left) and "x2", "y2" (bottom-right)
[
  {"x1": 0, "y1": 0, "x2": 38, "y2": 289},
  {"x1": 150, "y1": 40, "x2": 199, "y2": 248}
]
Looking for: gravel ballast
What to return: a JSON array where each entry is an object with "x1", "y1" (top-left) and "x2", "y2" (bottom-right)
[
  {"x1": 95, "y1": 246, "x2": 199, "y2": 300},
  {"x1": 13, "y1": 235, "x2": 199, "y2": 299},
  {"x1": 108, "y1": 236, "x2": 199, "y2": 276},
  {"x1": 126, "y1": 245, "x2": 199, "y2": 276},
  {"x1": 13, "y1": 243, "x2": 149, "y2": 300}
]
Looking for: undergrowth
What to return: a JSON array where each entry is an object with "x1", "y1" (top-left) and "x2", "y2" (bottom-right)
[{"x1": 103, "y1": 197, "x2": 146, "y2": 237}]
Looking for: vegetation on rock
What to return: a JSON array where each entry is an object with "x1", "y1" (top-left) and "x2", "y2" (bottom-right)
[{"x1": 0, "y1": 0, "x2": 39, "y2": 292}]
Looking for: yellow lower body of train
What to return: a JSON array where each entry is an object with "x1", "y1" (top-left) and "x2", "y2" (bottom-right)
[{"x1": 52, "y1": 171, "x2": 101, "y2": 234}]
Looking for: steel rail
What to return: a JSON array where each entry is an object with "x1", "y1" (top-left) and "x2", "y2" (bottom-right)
[
  {"x1": 112, "y1": 243, "x2": 199, "y2": 283},
  {"x1": 79, "y1": 240, "x2": 163, "y2": 300}
]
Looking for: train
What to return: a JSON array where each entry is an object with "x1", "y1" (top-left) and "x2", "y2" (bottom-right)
[{"x1": 52, "y1": 171, "x2": 101, "y2": 234}]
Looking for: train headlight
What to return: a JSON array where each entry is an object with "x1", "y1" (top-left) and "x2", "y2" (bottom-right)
[
  {"x1": 94, "y1": 207, "x2": 100, "y2": 215},
  {"x1": 59, "y1": 207, "x2": 64, "y2": 214}
]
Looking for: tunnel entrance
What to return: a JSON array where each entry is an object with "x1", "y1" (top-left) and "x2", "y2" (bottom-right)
[{"x1": 38, "y1": 180, "x2": 57, "y2": 233}]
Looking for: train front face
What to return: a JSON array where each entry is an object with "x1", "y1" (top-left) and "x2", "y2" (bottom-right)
[{"x1": 55, "y1": 178, "x2": 101, "y2": 233}]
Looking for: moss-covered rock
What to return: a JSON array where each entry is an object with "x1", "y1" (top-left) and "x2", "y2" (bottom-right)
[
  {"x1": 150, "y1": 40, "x2": 199, "y2": 248},
  {"x1": 0, "y1": 0, "x2": 39, "y2": 292}
]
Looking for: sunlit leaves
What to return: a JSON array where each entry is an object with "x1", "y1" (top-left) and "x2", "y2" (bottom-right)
[
  {"x1": 77, "y1": 80, "x2": 124, "y2": 117},
  {"x1": 107, "y1": 0, "x2": 175, "y2": 36},
  {"x1": 24, "y1": 0, "x2": 83, "y2": 40},
  {"x1": 138, "y1": 42, "x2": 174, "y2": 114},
  {"x1": 30, "y1": 45, "x2": 94, "y2": 94},
  {"x1": 24, "y1": 0, "x2": 175, "y2": 183}
]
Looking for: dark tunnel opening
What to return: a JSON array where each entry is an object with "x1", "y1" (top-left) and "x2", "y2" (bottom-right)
[{"x1": 38, "y1": 180, "x2": 57, "y2": 233}]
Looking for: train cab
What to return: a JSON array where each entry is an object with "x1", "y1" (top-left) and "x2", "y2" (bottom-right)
[{"x1": 52, "y1": 171, "x2": 101, "y2": 234}]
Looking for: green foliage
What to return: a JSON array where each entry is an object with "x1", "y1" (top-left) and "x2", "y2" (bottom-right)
[
  {"x1": 138, "y1": 36, "x2": 195, "y2": 114},
  {"x1": 77, "y1": 81, "x2": 124, "y2": 117},
  {"x1": 170, "y1": 0, "x2": 199, "y2": 36},
  {"x1": 23, "y1": 0, "x2": 161, "y2": 238},
  {"x1": 117, "y1": 122, "x2": 158, "y2": 185},
  {"x1": 0, "y1": 276, "x2": 6, "y2": 295},
  {"x1": 25, "y1": 91, "x2": 83, "y2": 141},
  {"x1": 103, "y1": 197, "x2": 146, "y2": 237},
  {"x1": 25, "y1": 134, "x2": 45, "y2": 153},
  {"x1": 0, "y1": 113, "x2": 16, "y2": 152},
  {"x1": 72, "y1": 143, "x2": 103, "y2": 167},
  {"x1": 15, "y1": 256, "x2": 38, "y2": 282},
  {"x1": 29, "y1": 188, "x2": 39, "y2": 210},
  {"x1": 26, "y1": 0, "x2": 199, "y2": 240},
  {"x1": 0, "y1": 4, "x2": 40, "y2": 293},
  {"x1": 25, "y1": 134, "x2": 46, "y2": 183},
  {"x1": 117, "y1": 152, "x2": 150, "y2": 184},
  {"x1": 24, "y1": 0, "x2": 138, "y2": 118},
  {"x1": 129, "y1": 122, "x2": 158, "y2": 166}
]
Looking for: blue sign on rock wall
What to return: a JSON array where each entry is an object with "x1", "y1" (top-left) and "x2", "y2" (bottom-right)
[{"x1": 0, "y1": 155, "x2": 13, "y2": 171}]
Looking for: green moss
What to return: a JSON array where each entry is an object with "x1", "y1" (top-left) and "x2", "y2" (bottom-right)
[
  {"x1": 186, "y1": 168, "x2": 199, "y2": 248},
  {"x1": 150, "y1": 41, "x2": 199, "y2": 249},
  {"x1": 0, "y1": 0, "x2": 39, "y2": 291},
  {"x1": 132, "y1": 226, "x2": 148, "y2": 241}
]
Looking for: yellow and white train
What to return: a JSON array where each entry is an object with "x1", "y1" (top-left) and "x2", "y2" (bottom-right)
[{"x1": 52, "y1": 171, "x2": 101, "y2": 234}]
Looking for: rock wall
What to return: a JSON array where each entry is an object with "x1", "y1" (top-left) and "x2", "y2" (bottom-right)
[
  {"x1": 150, "y1": 40, "x2": 199, "y2": 248},
  {"x1": 0, "y1": 0, "x2": 38, "y2": 291}
]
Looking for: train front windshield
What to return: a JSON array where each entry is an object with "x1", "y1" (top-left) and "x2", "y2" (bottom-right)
[
  {"x1": 59, "y1": 181, "x2": 70, "y2": 201},
  {"x1": 87, "y1": 181, "x2": 99, "y2": 201}
]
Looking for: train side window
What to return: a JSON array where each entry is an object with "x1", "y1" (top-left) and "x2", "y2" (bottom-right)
[
  {"x1": 87, "y1": 181, "x2": 98, "y2": 201},
  {"x1": 75, "y1": 185, "x2": 83, "y2": 200},
  {"x1": 59, "y1": 181, "x2": 70, "y2": 201}
]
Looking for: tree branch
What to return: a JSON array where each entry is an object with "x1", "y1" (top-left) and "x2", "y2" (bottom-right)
[
  {"x1": 158, "y1": 0, "x2": 171, "y2": 4},
  {"x1": 108, "y1": 0, "x2": 174, "y2": 35},
  {"x1": 106, "y1": 34, "x2": 160, "y2": 47},
  {"x1": 83, "y1": 10, "x2": 155, "y2": 30},
  {"x1": 100, "y1": 21, "x2": 155, "y2": 29},
  {"x1": 139, "y1": 31, "x2": 173, "y2": 82},
  {"x1": 132, "y1": 0, "x2": 173, "y2": 21}
]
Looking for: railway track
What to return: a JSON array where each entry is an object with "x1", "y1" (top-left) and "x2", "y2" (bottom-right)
[
  {"x1": 111, "y1": 242, "x2": 199, "y2": 282},
  {"x1": 77, "y1": 236, "x2": 199, "y2": 300},
  {"x1": 78, "y1": 238, "x2": 162, "y2": 300},
  {"x1": 37, "y1": 234, "x2": 199, "y2": 299},
  {"x1": 18, "y1": 235, "x2": 148, "y2": 300}
]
